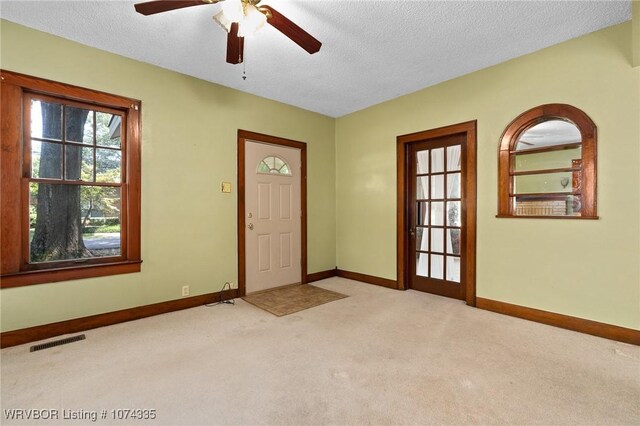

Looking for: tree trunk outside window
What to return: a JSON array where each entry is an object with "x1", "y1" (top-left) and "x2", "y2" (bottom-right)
[{"x1": 30, "y1": 104, "x2": 91, "y2": 262}]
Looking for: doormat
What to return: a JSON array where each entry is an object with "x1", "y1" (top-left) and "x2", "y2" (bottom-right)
[{"x1": 243, "y1": 284, "x2": 348, "y2": 317}]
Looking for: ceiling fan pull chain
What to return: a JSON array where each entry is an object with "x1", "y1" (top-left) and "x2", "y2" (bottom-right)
[{"x1": 242, "y1": 54, "x2": 247, "y2": 80}]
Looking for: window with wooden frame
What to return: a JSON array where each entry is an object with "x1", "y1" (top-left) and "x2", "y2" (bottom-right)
[
  {"x1": 1, "y1": 70, "x2": 142, "y2": 288},
  {"x1": 498, "y1": 104, "x2": 597, "y2": 219}
]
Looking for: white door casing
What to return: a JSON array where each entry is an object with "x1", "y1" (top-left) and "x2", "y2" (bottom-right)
[{"x1": 245, "y1": 141, "x2": 302, "y2": 293}]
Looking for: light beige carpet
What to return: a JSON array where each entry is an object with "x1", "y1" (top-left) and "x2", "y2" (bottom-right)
[
  {"x1": 1, "y1": 278, "x2": 639, "y2": 425},
  {"x1": 243, "y1": 283, "x2": 348, "y2": 316}
]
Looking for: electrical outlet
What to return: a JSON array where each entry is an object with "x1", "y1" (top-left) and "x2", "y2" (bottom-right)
[{"x1": 182, "y1": 285, "x2": 190, "y2": 297}]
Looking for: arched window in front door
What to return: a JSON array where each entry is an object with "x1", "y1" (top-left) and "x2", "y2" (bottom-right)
[{"x1": 257, "y1": 155, "x2": 292, "y2": 176}]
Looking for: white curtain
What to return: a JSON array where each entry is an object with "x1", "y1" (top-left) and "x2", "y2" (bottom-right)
[
  {"x1": 431, "y1": 255, "x2": 443, "y2": 279},
  {"x1": 417, "y1": 253, "x2": 428, "y2": 276},
  {"x1": 445, "y1": 229, "x2": 453, "y2": 254},
  {"x1": 446, "y1": 257, "x2": 461, "y2": 283},
  {"x1": 431, "y1": 148, "x2": 444, "y2": 172},
  {"x1": 447, "y1": 174, "x2": 460, "y2": 198},
  {"x1": 417, "y1": 150, "x2": 430, "y2": 174},
  {"x1": 431, "y1": 175, "x2": 444, "y2": 199},
  {"x1": 419, "y1": 230, "x2": 429, "y2": 251},
  {"x1": 447, "y1": 145, "x2": 461, "y2": 171}
]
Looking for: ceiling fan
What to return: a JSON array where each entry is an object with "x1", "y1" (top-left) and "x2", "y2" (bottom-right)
[{"x1": 134, "y1": 0, "x2": 321, "y2": 64}]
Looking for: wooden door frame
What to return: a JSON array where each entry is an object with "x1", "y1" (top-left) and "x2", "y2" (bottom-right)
[
  {"x1": 237, "y1": 129, "x2": 307, "y2": 297},
  {"x1": 396, "y1": 121, "x2": 477, "y2": 306}
]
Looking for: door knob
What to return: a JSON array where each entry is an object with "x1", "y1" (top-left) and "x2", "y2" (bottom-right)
[
  {"x1": 248, "y1": 223, "x2": 254, "y2": 230},
  {"x1": 409, "y1": 227, "x2": 415, "y2": 238}
]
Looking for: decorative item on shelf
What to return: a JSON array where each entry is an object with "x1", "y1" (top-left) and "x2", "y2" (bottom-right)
[
  {"x1": 566, "y1": 196, "x2": 573, "y2": 215},
  {"x1": 572, "y1": 159, "x2": 582, "y2": 191}
]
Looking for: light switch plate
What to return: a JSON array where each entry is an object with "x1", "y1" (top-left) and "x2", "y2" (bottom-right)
[{"x1": 221, "y1": 182, "x2": 232, "y2": 193}]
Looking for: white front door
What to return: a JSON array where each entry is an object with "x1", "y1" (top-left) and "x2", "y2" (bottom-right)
[{"x1": 245, "y1": 141, "x2": 302, "y2": 293}]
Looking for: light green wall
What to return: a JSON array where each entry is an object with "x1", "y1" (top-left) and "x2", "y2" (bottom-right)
[
  {"x1": 0, "y1": 20, "x2": 336, "y2": 332},
  {"x1": 633, "y1": 0, "x2": 639, "y2": 67},
  {"x1": 336, "y1": 22, "x2": 640, "y2": 329},
  {"x1": 2, "y1": 20, "x2": 639, "y2": 333}
]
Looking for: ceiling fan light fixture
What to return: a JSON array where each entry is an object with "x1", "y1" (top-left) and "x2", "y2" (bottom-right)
[
  {"x1": 212, "y1": 10, "x2": 233, "y2": 32},
  {"x1": 239, "y1": 4, "x2": 267, "y2": 37},
  {"x1": 221, "y1": 0, "x2": 243, "y2": 23}
]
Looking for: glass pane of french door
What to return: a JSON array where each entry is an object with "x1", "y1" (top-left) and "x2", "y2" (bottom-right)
[{"x1": 415, "y1": 144, "x2": 462, "y2": 284}]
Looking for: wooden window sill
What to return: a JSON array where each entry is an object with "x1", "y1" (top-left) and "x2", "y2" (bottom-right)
[
  {"x1": 0, "y1": 260, "x2": 142, "y2": 288},
  {"x1": 495, "y1": 215, "x2": 599, "y2": 220}
]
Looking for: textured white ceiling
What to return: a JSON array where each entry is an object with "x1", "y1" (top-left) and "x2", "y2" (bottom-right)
[{"x1": 0, "y1": 0, "x2": 631, "y2": 117}]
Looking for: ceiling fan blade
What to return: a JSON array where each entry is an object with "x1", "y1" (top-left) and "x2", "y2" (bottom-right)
[
  {"x1": 226, "y1": 22, "x2": 245, "y2": 64},
  {"x1": 134, "y1": 0, "x2": 218, "y2": 16},
  {"x1": 260, "y1": 5, "x2": 321, "y2": 55}
]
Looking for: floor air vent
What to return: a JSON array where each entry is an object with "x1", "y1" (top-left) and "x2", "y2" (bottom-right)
[{"x1": 30, "y1": 334, "x2": 86, "y2": 352}]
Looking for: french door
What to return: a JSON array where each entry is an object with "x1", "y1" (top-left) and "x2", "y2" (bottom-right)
[{"x1": 397, "y1": 122, "x2": 477, "y2": 304}]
